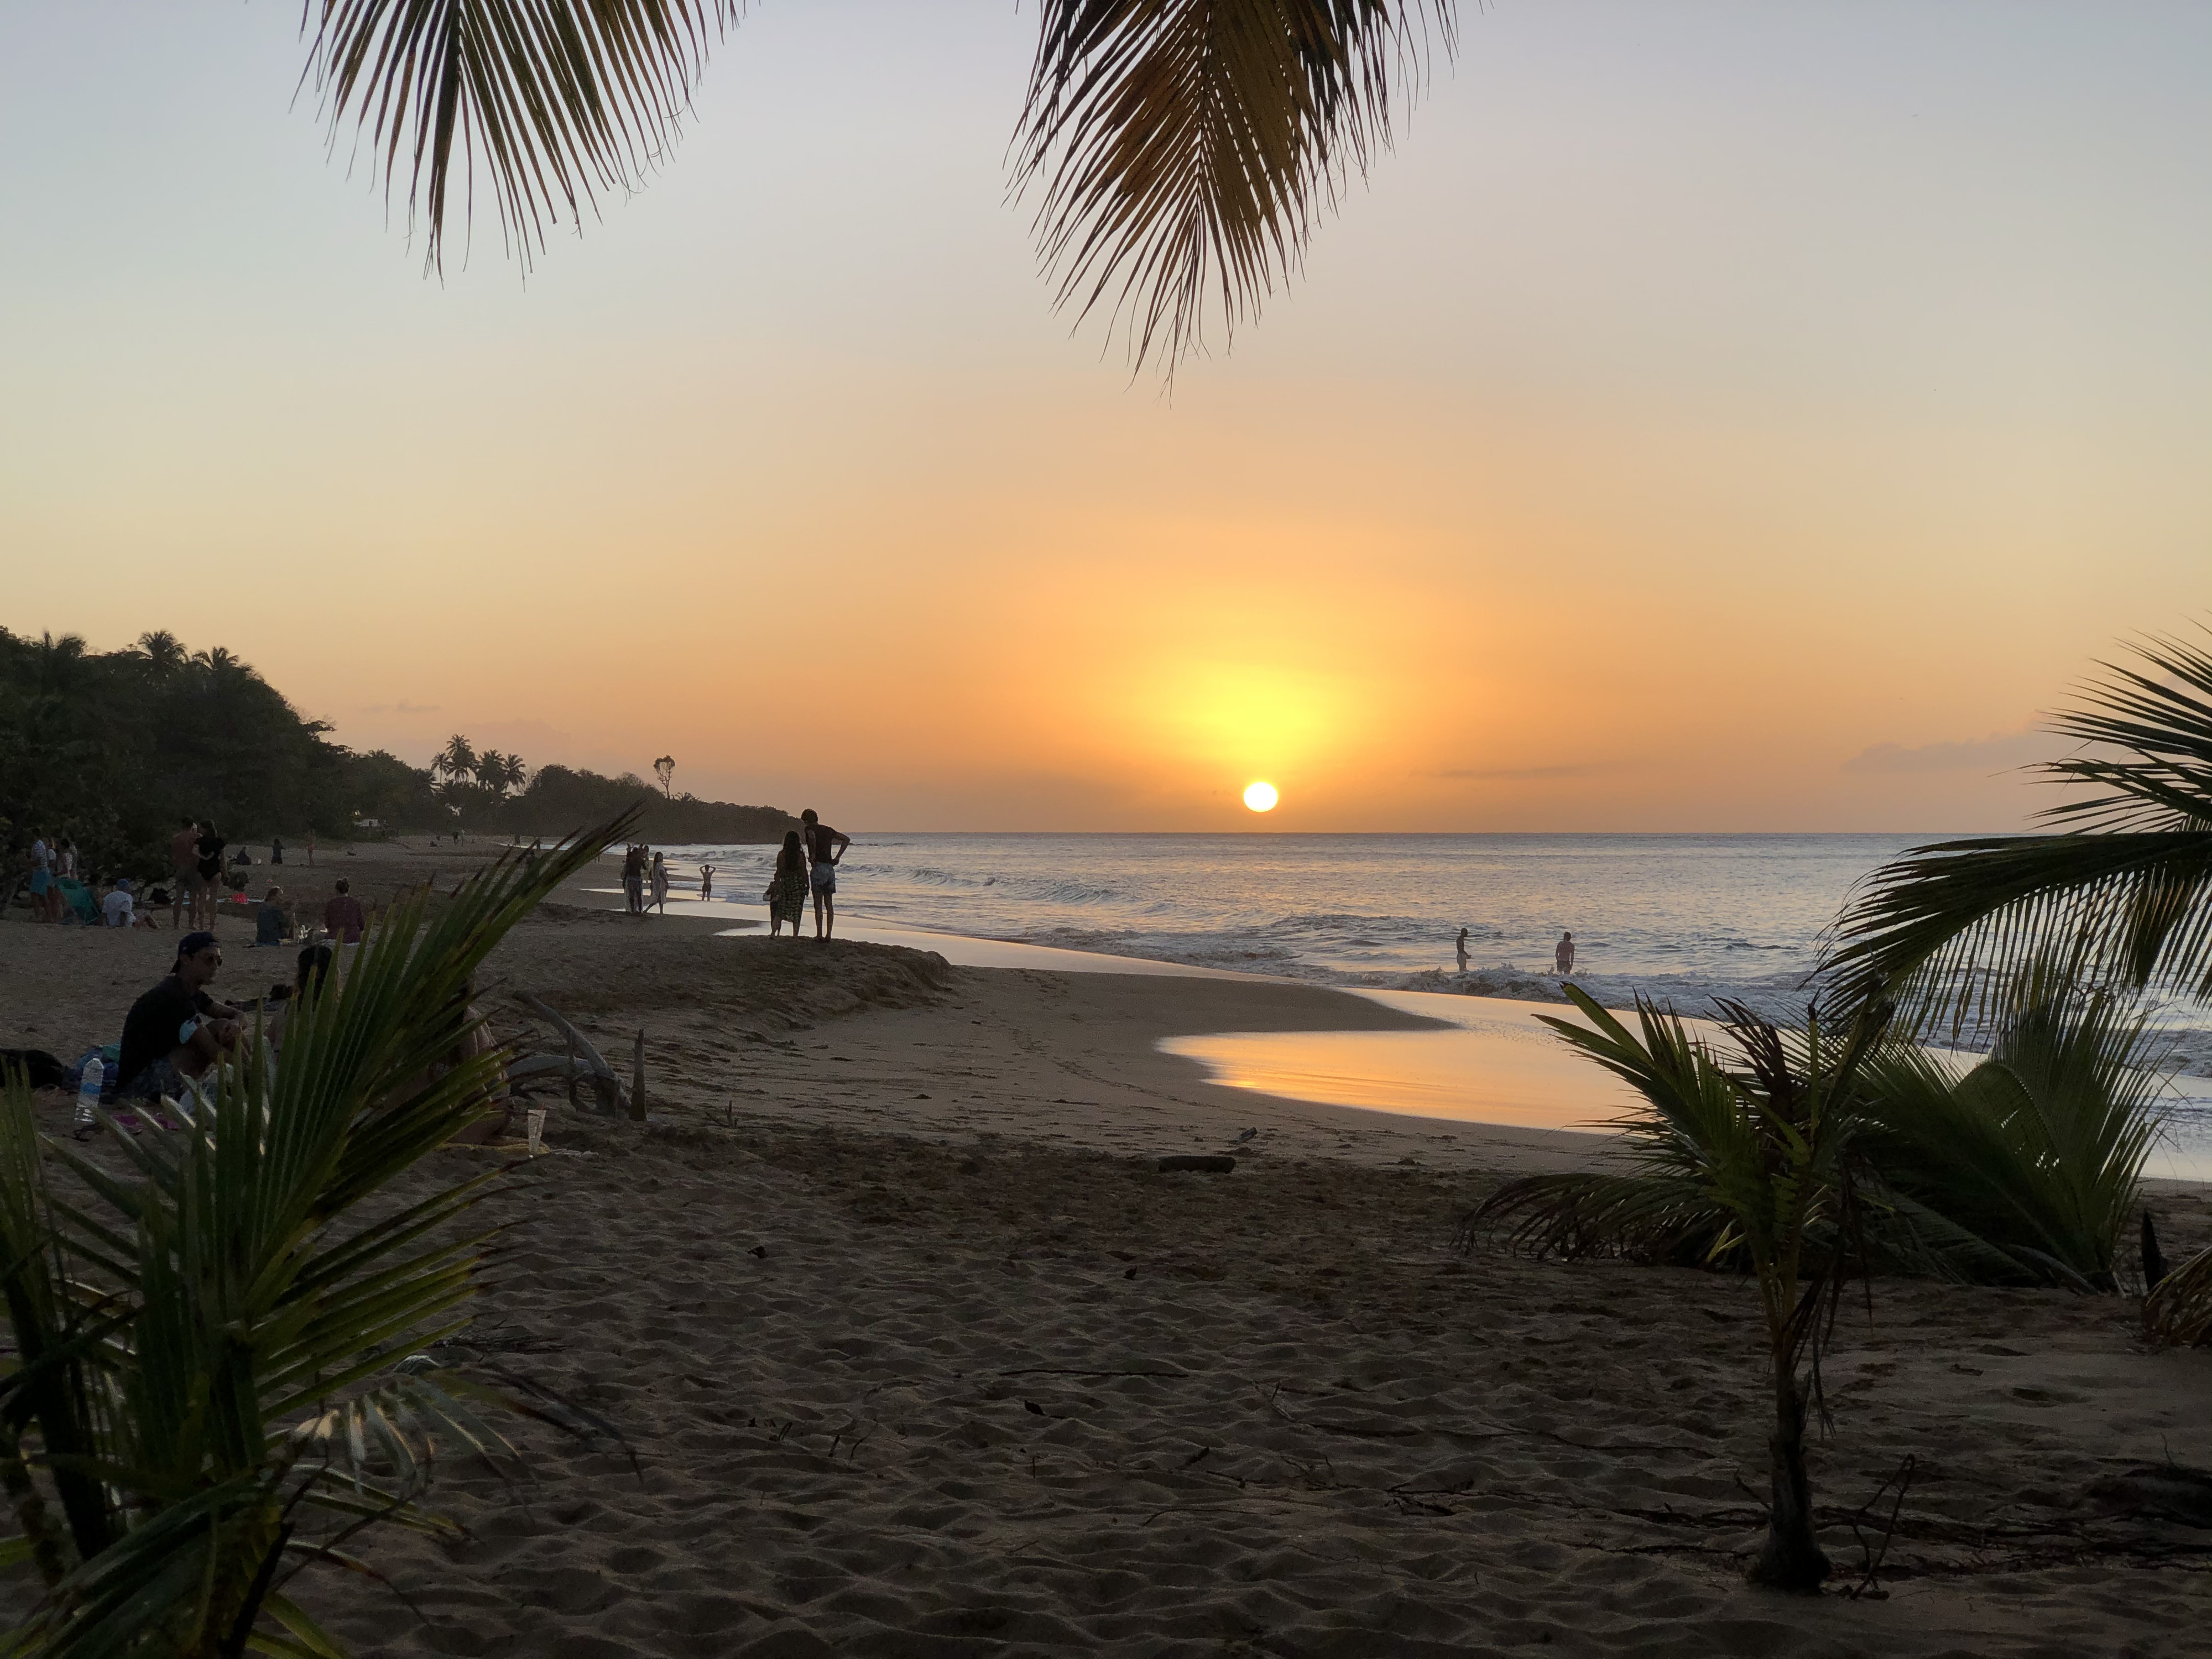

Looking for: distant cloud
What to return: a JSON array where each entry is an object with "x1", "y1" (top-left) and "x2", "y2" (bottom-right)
[
  {"x1": 359, "y1": 700, "x2": 441, "y2": 716},
  {"x1": 1438, "y1": 760, "x2": 1626, "y2": 782},
  {"x1": 1842, "y1": 728, "x2": 2052, "y2": 775}
]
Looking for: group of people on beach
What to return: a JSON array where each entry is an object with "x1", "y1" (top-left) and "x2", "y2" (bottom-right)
[
  {"x1": 620, "y1": 844, "x2": 671, "y2": 916},
  {"x1": 1455, "y1": 926, "x2": 1576, "y2": 975},
  {"x1": 618, "y1": 812, "x2": 849, "y2": 938},
  {"x1": 17, "y1": 813, "x2": 332, "y2": 935}
]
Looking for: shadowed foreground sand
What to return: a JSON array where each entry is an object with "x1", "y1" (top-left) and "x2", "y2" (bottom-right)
[{"x1": 6, "y1": 888, "x2": 2212, "y2": 1655}]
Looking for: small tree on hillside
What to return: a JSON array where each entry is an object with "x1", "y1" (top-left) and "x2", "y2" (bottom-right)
[{"x1": 654, "y1": 755, "x2": 675, "y2": 799}]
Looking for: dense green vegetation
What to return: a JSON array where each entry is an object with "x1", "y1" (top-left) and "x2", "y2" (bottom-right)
[{"x1": 0, "y1": 630, "x2": 791, "y2": 881}]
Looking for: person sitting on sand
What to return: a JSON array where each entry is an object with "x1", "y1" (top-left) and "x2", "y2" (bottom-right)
[
  {"x1": 799, "y1": 808, "x2": 849, "y2": 941},
  {"x1": 114, "y1": 932, "x2": 244, "y2": 1107},
  {"x1": 700, "y1": 864, "x2": 715, "y2": 900},
  {"x1": 324, "y1": 879, "x2": 367, "y2": 945},
  {"x1": 255, "y1": 886, "x2": 291, "y2": 947},
  {"x1": 1456, "y1": 927, "x2": 1470, "y2": 973},
  {"x1": 765, "y1": 832, "x2": 810, "y2": 938},
  {"x1": 1554, "y1": 931, "x2": 1575, "y2": 975},
  {"x1": 650, "y1": 851, "x2": 670, "y2": 915},
  {"x1": 102, "y1": 878, "x2": 155, "y2": 930},
  {"x1": 267, "y1": 943, "x2": 336, "y2": 1056},
  {"x1": 270, "y1": 834, "x2": 284, "y2": 865}
]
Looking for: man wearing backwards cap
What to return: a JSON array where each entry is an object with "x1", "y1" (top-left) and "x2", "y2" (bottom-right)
[{"x1": 114, "y1": 931, "x2": 245, "y2": 1107}]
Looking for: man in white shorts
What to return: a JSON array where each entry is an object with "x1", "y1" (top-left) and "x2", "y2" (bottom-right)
[{"x1": 799, "y1": 808, "x2": 850, "y2": 941}]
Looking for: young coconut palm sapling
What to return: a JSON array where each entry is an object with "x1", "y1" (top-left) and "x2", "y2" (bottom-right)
[{"x1": 1475, "y1": 988, "x2": 1891, "y2": 1589}]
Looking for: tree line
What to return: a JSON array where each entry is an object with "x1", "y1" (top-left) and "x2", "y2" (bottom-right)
[{"x1": 0, "y1": 629, "x2": 792, "y2": 878}]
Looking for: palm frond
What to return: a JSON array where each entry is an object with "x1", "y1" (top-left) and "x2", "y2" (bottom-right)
[
  {"x1": 1825, "y1": 629, "x2": 2212, "y2": 1029},
  {"x1": 303, "y1": 1, "x2": 739, "y2": 273},
  {"x1": 1856, "y1": 987, "x2": 2163, "y2": 1287},
  {"x1": 1015, "y1": 0, "x2": 1454, "y2": 371},
  {"x1": 2145, "y1": 1243, "x2": 2212, "y2": 1347},
  {"x1": 4, "y1": 818, "x2": 633, "y2": 1655}
]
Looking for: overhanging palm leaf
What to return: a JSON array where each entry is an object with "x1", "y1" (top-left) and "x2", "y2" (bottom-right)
[
  {"x1": 304, "y1": 1, "x2": 737, "y2": 272},
  {"x1": 1825, "y1": 630, "x2": 2212, "y2": 1032},
  {"x1": 2, "y1": 817, "x2": 632, "y2": 1657},
  {"x1": 300, "y1": 1, "x2": 1453, "y2": 371},
  {"x1": 1015, "y1": 0, "x2": 1454, "y2": 368}
]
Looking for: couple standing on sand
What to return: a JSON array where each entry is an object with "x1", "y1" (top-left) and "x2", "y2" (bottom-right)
[{"x1": 766, "y1": 808, "x2": 848, "y2": 941}]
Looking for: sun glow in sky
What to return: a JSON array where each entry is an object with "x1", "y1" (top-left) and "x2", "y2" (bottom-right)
[
  {"x1": 2, "y1": 3, "x2": 2207, "y2": 830},
  {"x1": 1245, "y1": 783, "x2": 1280, "y2": 813}
]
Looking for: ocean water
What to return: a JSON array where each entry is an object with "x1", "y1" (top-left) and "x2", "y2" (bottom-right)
[
  {"x1": 656, "y1": 831, "x2": 2210, "y2": 1174},
  {"x1": 666, "y1": 832, "x2": 1924, "y2": 1018}
]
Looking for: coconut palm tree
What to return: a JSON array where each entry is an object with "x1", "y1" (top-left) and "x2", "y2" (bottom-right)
[
  {"x1": 1825, "y1": 629, "x2": 2212, "y2": 1035},
  {"x1": 0, "y1": 822, "x2": 625, "y2": 1655},
  {"x1": 300, "y1": 0, "x2": 1453, "y2": 371},
  {"x1": 1473, "y1": 988, "x2": 1892, "y2": 1590},
  {"x1": 474, "y1": 748, "x2": 515, "y2": 796},
  {"x1": 431, "y1": 733, "x2": 478, "y2": 785}
]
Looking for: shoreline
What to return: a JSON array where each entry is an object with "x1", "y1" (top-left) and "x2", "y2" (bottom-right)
[{"x1": 9, "y1": 842, "x2": 2212, "y2": 1652}]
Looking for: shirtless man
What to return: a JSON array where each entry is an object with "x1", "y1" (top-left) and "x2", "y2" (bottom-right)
[
  {"x1": 799, "y1": 808, "x2": 851, "y2": 940},
  {"x1": 169, "y1": 818, "x2": 200, "y2": 927},
  {"x1": 1455, "y1": 927, "x2": 1470, "y2": 973},
  {"x1": 1554, "y1": 931, "x2": 1575, "y2": 975}
]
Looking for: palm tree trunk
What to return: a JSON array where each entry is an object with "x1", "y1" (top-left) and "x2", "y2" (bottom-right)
[{"x1": 1750, "y1": 1363, "x2": 1829, "y2": 1590}]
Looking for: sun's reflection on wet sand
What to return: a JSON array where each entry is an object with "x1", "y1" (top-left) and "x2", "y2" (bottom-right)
[{"x1": 1161, "y1": 990, "x2": 1640, "y2": 1135}]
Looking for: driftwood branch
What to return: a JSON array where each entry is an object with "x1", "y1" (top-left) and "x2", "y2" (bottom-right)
[{"x1": 511, "y1": 993, "x2": 626, "y2": 1116}]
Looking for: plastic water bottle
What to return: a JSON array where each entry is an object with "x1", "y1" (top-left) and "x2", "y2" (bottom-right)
[{"x1": 73, "y1": 1057, "x2": 103, "y2": 1134}]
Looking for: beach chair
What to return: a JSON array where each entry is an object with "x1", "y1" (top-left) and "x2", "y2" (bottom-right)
[{"x1": 57, "y1": 878, "x2": 98, "y2": 926}]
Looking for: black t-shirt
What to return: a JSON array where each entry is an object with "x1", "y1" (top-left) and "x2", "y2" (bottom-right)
[
  {"x1": 195, "y1": 834, "x2": 227, "y2": 879},
  {"x1": 118, "y1": 975, "x2": 212, "y2": 1091}
]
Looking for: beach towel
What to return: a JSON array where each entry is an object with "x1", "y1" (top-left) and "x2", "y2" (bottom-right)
[{"x1": 58, "y1": 878, "x2": 97, "y2": 925}]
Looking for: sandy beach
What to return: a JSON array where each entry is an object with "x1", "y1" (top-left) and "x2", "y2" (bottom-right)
[{"x1": 5, "y1": 843, "x2": 2212, "y2": 1655}]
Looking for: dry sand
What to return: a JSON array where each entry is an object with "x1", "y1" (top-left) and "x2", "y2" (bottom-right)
[{"x1": 5, "y1": 844, "x2": 2212, "y2": 1655}]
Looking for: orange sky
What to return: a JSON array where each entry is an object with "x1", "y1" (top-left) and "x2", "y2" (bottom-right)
[{"x1": 3, "y1": 3, "x2": 2206, "y2": 831}]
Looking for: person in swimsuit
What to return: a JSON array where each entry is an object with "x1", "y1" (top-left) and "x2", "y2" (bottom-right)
[
  {"x1": 28, "y1": 834, "x2": 59, "y2": 924},
  {"x1": 798, "y1": 809, "x2": 850, "y2": 941},
  {"x1": 699, "y1": 864, "x2": 715, "y2": 900},
  {"x1": 1455, "y1": 927, "x2": 1470, "y2": 973},
  {"x1": 1554, "y1": 931, "x2": 1575, "y2": 975},
  {"x1": 192, "y1": 824, "x2": 227, "y2": 931},
  {"x1": 168, "y1": 818, "x2": 199, "y2": 928}
]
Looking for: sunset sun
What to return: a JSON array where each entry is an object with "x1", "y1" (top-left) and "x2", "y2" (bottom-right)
[{"x1": 1243, "y1": 781, "x2": 1279, "y2": 812}]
